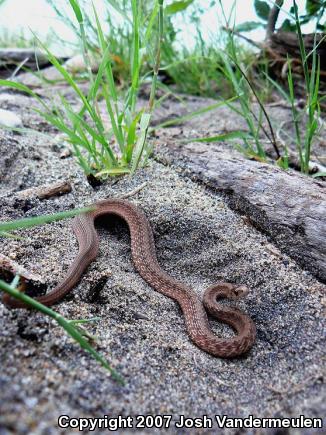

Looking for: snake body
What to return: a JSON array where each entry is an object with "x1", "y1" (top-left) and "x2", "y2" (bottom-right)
[{"x1": 3, "y1": 199, "x2": 256, "y2": 357}]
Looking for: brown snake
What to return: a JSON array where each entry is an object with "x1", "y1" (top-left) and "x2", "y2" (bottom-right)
[{"x1": 3, "y1": 199, "x2": 256, "y2": 357}]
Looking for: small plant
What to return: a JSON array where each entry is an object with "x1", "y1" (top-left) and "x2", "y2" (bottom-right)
[
  {"x1": 0, "y1": 28, "x2": 38, "y2": 49},
  {"x1": 177, "y1": 3, "x2": 279, "y2": 163},
  {"x1": 159, "y1": 0, "x2": 280, "y2": 162},
  {"x1": 264, "y1": 0, "x2": 324, "y2": 173},
  {"x1": 1, "y1": 0, "x2": 164, "y2": 179},
  {"x1": 0, "y1": 208, "x2": 124, "y2": 384},
  {"x1": 162, "y1": 39, "x2": 233, "y2": 99},
  {"x1": 286, "y1": 2, "x2": 322, "y2": 174},
  {"x1": 180, "y1": 0, "x2": 323, "y2": 175},
  {"x1": 218, "y1": 40, "x2": 280, "y2": 161}
]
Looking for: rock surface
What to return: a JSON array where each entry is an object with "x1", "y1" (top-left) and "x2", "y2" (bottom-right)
[
  {"x1": 0, "y1": 88, "x2": 325, "y2": 434},
  {"x1": 0, "y1": 108, "x2": 23, "y2": 129},
  {"x1": 0, "y1": 48, "x2": 50, "y2": 69}
]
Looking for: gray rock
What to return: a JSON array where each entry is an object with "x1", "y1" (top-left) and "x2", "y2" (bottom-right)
[
  {"x1": 16, "y1": 66, "x2": 63, "y2": 88},
  {"x1": 64, "y1": 54, "x2": 99, "y2": 74},
  {"x1": 0, "y1": 48, "x2": 50, "y2": 69},
  {"x1": 0, "y1": 108, "x2": 23, "y2": 128}
]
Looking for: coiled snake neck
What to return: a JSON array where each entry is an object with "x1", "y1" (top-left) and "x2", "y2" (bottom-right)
[{"x1": 3, "y1": 199, "x2": 256, "y2": 358}]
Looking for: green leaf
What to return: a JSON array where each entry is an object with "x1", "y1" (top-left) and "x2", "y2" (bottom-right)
[
  {"x1": 0, "y1": 280, "x2": 124, "y2": 384},
  {"x1": 131, "y1": 112, "x2": 151, "y2": 174},
  {"x1": 280, "y1": 18, "x2": 296, "y2": 31},
  {"x1": 125, "y1": 112, "x2": 142, "y2": 163},
  {"x1": 67, "y1": 0, "x2": 83, "y2": 24},
  {"x1": 306, "y1": 0, "x2": 324, "y2": 15},
  {"x1": 144, "y1": 2, "x2": 159, "y2": 45},
  {"x1": 234, "y1": 21, "x2": 264, "y2": 32},
  {"x1": 153, "y1": 96, "x2": 239, "y2": 129},
  {"x1": 96, "y1": 167, "x2": 131, "y2": 177},
  {"x1": 0, "y1": 208, "x2": 93, "y2": 233},
  {"x1": 165, "y1": 0, "x2": 195, "y2": 15},
  {"x1": 254, "y1": 0, "x2": 270, "y2": 21},
  {"x1": 276, "y1": 155, "x2": 289, "y2": 170},
  {"x1": 129, "y1": 0, "x2": 140, "y2": 113},
  {"x1": 179, "y1": 130, "x2": 251, "y2": 143}
]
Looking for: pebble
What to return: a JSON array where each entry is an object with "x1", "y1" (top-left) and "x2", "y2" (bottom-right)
[
  {"x1": 0, "y1": 108, "x2": 23, "y2": 129},
  {"x1": 64, "y1": 54, "x2": 99, "y2": 74}
]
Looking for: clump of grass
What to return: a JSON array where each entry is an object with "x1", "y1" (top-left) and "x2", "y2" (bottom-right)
[
  {"x1": 180, "y1": 0, "x2": 323, "y2": 175},
  {"x1": 0, "y1": 208, "x2": 124, "y2": 384},
  {"x1": 162, "y1": 43, "x2": 229, "y2": 98},
  {"x1": 161, "y1": 20, "x2": 255, "y2": 100},
  {"x1": 46, "y1": 0, "x2": 138, "y2": 86},
  {"x1": 171, "y1": 34, "x2": 280, "y2": 161},
  {"x1": 218, "y1": 38, "x2": 280, "y2": 161},
  {"x1": 266, "y1": 1, "x2": 323, "y2": 174},
  {"x1": 0, "y1": 28, "x2": 36, "y2": 49},
  {"x1": 1, "y1": 0, "x2": 164, "y2": 179}
]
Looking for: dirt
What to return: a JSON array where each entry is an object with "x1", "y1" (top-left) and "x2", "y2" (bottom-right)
[{"x1": 0, "y1": 85, "x2": 325, "y2": 434}]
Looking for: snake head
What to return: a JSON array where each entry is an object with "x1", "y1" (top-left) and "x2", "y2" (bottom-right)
[{"x1": 229, "y1": 284, "x2": 250, "y2": 300}]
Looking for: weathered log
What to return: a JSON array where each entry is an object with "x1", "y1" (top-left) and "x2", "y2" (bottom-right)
[
  {"x1": 266, "y1": 31, "x2": 326, "y2": 73},
  {"x1": 0, "y1": 254, "x2": 44, "y2": 283},
  {"x1": 156, "y1": 141, "x2": 326, "y2": 282},
  {"x1": 0, "y1": 254, "x2": 46, "y2": 297},
  {"x1": 16, "y1": 181, "x2": 72, "y2": 200},
  {"x1": 261, "y1": 30, "x2": 326, "y2": 109}
]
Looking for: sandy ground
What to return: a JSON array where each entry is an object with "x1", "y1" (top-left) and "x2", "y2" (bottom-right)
[{"x1": 0, "y1": 87, "x2": 325, "y2": 434}]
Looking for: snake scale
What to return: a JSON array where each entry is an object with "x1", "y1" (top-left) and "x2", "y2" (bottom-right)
[{"x1": 3, "y1": 199, "x2": 256, "y2": 357}]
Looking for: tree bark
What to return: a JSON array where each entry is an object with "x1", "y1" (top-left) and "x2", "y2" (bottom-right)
[
  {"x1": 156, "y1": 142, "x2": 326, "y2": 283},
  {"x1": 16, "y1": 181, "x2": 72, "y2": 200}
]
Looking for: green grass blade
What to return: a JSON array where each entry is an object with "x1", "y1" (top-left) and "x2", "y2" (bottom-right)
[
  {"x1": 144, "y1": 1, "x2": 159, "y2": 45},
  {"x1": 0, "y1": 208, "x2": 93, "y2": 233},
  {"x1": 179, "y1": 130, "x2": 251, "y2": 143},
  {"x1": 105, "y1": 0, "x2": 132, "y2": 22},
  {"x1": 0, "y1": 79, "x2": 49, "y2": 111},
  {"x1": 67, "y1": 0, "x2": 83, "y2": 23},
  {"x1": 0, "y1": 280, "x2": 124, "y2": 384},
  {"x1": 129, "y1": 0, "x2": 140, "y2": 112},
  {"x1": 152, "y1": 97, "x2": 238, "y2": 129},
  {"x1": 131, "y1": 112, "x2": 151, "y2": 174},
  {"x1": 91, "y1": 6, "x2": 118, "y2": 105}
]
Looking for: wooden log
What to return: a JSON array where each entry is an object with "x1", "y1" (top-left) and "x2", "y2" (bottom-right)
[
  {"x1": 0, "y1": 254, "x2": 47, "y2": 296},
  {"x1": 16, "y1": 181, "x2": 72, "y2": 200},
  {"x1": 156, "y1": 141, "x2": 326, "y2": 282},
  {"x1": 0, "y1": 254, "x2": 44, "y2": 284}
]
